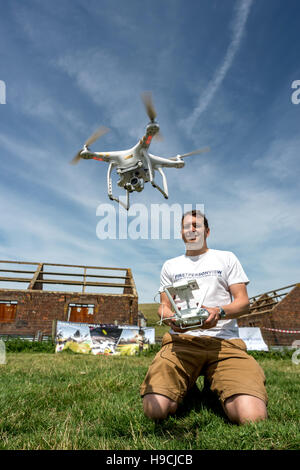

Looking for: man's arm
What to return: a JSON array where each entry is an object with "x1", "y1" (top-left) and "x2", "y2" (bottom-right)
[
  {"x1": 220, "y1": 282, "x2": 250, "y2": 318},
  {"x1": 201, "y1": 282, "x2": 250, "y2": 329},
  {"x1": 158, "y1": 292, "x2": 174, "y2": 323}
]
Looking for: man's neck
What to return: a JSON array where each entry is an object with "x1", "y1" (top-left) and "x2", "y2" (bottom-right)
[{"x1": 185, "y1": 247, "x2": 209, "y2": 257}]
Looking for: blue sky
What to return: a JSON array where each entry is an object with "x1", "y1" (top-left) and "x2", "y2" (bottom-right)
[{"x1": 0, "y1": 0, "x2": 299, "y2": 303}]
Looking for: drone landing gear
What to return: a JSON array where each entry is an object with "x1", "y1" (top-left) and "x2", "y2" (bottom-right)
[
  {"x1": 107, "y1": 163, "x2": 130, "y2": 210},
  {"x1": 152, "y1": 166, "x2": 168, "y2": 199},
  {"x1": 141, "y1": 150, "x2": 168, "y2": 199},
  {"x1": 108, "y1": 192, "x2": 130, "y2": 211}
]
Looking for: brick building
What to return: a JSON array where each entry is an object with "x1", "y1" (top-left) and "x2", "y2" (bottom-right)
[
  {"x1": 0, "y1": 260, "x2": 138, "y2": 339},
  {"x1": 237, "y1": 283, "x2": 300, "y2": 348}
]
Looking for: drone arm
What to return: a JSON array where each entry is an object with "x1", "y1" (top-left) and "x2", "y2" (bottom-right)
[
  {"x1": 148, "y1": 153, "x2": 184, "y2": 168},
  {"x1": 141, "y1": 149, "x2": 154, "y2": 182},
  {"x1": 91, "y1": 152, "x2": 112, "y2": 162}
]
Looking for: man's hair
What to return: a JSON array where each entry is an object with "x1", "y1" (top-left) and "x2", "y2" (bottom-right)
[{"x1": 181, "y1": 210, "x2": 209, "y2": 230}]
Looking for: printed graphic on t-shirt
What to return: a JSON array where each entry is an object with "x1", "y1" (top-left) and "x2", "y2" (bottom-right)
[{"x1": 174, "y1": 270, "x2": 222, "y2": 281}]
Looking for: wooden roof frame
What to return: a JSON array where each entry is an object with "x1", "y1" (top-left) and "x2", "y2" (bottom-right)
[
  {"x1": 249, "y1": 283, "x2": 297, "y2": 315},
  {"x1": 0, "y1": 260, "x2": 137, "y2": 296}
]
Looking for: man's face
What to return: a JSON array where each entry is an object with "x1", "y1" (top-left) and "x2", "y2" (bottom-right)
[{"x1": 181, "y1": 215, "x2": 209, "y2": 251}]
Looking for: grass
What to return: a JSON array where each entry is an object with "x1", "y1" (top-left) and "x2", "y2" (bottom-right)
[
  {"x1": 139, "y1": 302, "x2": 169, "y2": 340},
  {"x1": 0, "y1": 347, "x2": 299, "y2": 450}
]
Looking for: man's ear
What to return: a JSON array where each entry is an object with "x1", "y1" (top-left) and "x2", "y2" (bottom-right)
[{"x1": 205, "y1": 227, "x2": 210, "y2": 238}]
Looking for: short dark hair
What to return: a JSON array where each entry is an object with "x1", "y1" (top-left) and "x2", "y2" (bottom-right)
[{"x1": 181, "y1": 210, "x2": 209, "y2": 230}]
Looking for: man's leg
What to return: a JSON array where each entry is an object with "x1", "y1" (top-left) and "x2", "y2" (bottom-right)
[
  {"x1": 143, "y1": 393, "x2": 178, "y2": 420},
  {"x1": 205, "y1": 338, "x2": 268, "y2": 425},
  {"x1": 223, "y1": 394, "x2": 268, "y2": 425},
  {"x1": 140, "y1": 333, "x2": 206, "y2": 420}
]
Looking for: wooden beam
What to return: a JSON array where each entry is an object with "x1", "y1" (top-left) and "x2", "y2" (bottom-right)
[
  {"x1": 82, "y1": 267, "x2": 86, "y2": 293},
  {"x1": 33, "y1": 279, "x2": 130, "y2": 288},
  {"x1": 0, "y1": 276, "x2": 130, "y2": 289},
  {"x1": 0, "y1": 260, "x2": 128, "y2": 271},
  {"x1": 42, "y1": 262, "x2": 127, "y2": 271},
  {"x1": 28, "y1": 263, "x2": 44, "y2": 290},
  {"x1": 0, "y1": 269, "x2": 36, "y2": 275},
  {"x1": 0, "y1": 260, "x2": 39, "y2": 265},
  {"x1": 0, "y1": 276, "x2": 32, "y2": 283},
  {"x1": 39, "y1": 271, "x2": 129, "y2": 280}
]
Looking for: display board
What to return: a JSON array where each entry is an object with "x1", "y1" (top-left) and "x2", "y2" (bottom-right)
[
  {"x1": 55, "y1": 320, "x2": 155, "y2": 356},
  {"x1": 238, "y1": 327, "x2": 269, "y2": 351}
]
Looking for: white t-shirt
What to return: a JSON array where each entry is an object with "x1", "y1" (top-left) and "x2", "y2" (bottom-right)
[{"x1": 159, "y1": 249, "x2": 249, "y2": 340}]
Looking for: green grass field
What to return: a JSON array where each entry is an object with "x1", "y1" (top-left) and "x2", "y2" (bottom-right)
[
  {"x1": 0, "y1": 344, "x2": 299, "y2": 450},
  {"x1": 139, "y1": 302, "x2": 169, "y2": 340}
]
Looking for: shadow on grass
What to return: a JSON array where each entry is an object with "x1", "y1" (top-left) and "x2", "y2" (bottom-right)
[
  {"x1": 147, "y1": 383, "x2": 230, "y2": 443},
  {"x1": 174, "y1": 381, "x2": 229, "y2": 423}
]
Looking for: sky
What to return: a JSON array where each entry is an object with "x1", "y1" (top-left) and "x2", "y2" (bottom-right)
[{"x1": 0, "y1": 0, "x2": 300, "y2": 304}]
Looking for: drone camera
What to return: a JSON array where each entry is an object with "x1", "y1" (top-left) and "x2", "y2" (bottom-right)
[{"x1": 130, "y1": 177, "x2": 144, "y2": 192}]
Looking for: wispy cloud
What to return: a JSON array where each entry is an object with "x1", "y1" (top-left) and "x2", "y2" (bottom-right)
[
  {"x1": 253, "y1": 137, "x2": 300, "y2": 184},
  {"x1": 182, "y1": 0, "x2": 253, "y2": 133}
]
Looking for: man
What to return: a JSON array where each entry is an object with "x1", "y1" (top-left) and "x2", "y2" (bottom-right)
[{"x1": 140, "y1": 210, "x2": 268, "y2": 425}]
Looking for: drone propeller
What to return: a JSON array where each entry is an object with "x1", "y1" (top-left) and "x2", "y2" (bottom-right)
[
  {"x1": 70, "y1": 126, "x2": 109, "y2": 165},
  {"x1": 170, "y1": 146, "x2": 210, "y2": 160},
  {"x1": 141, "y1": 91, "x2": 157, "y2": 122},
  {"x1": 85, "y1": 126, "x2": 109, "y2": 146},
  {"x1": 153, "y1": 131, "x2": 164, "y2": 142},
  {"x1": 141, "y1": 91, "x2": 164, "y2": 140}
]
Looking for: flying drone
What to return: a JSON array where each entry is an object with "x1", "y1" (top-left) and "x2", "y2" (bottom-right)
[{"x1": 71, "y1": 93, "x2": 210, "y2": 210}]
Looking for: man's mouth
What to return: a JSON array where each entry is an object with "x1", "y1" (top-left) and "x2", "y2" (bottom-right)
[{"x1": 186, "y1": 232, "x2": 200, "y2": 240}]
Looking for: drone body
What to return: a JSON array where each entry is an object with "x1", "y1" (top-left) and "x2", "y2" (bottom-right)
[{"x1": 72, "y1": 93, "x2": 209, "y2": 210}]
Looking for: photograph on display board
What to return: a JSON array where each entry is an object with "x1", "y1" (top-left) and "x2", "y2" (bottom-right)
[
  {"x1": 55, "y1": 321, "x2": 155, "y2": 356},
  {"x1": 55, "y1": 322, "x2": 92, "y2": 354},
  {"x1": 116, "y1": 327, "x2": 153, "y2": 355},
  {"x1": 89, "y1": 325, "x2": 123, "y2": 355}
]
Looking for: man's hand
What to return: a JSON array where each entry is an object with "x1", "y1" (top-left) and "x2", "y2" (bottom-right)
[
  {"x1": 158, "y1": 303, "x2": 190, "y2": 333},
  {"x1": 160, "y1": 304, "x2": 220, "y2": 333},
  {"x1": 200, "y1": 306, "x2": 220, "y2": 329}
]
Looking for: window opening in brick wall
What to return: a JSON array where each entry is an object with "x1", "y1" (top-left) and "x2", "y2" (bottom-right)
[
  {"x1": 67, "y1": 304, "x2": 95, "y2": 323},
  {"x1": 0, "y1": 300, "x2": 18, "y2": 323}
]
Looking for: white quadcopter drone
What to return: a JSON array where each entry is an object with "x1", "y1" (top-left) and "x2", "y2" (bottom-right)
[{"x1": 71, "y1": 92, "x2": 210, "y2": 210}]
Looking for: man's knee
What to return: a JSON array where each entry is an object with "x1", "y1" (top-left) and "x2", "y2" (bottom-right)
[
  {"x1": 143, "y1": 393, "x2": 178, "y2": 420},
  {"x1": 223, "y1": 394, "x2": 268, "y2": 425}
]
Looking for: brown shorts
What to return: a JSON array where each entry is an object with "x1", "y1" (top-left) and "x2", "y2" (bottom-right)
[{"x1": 140, "y1": 332, "x2": 267, "y2": 405}]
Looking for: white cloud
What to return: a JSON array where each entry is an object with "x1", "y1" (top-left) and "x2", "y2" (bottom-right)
[
  {"x1": 253, "y1": 137, "x2": 300, "y2": 183},
  {"x1": 181, "y1": 0, "x2": 253, "y2": 133},
  {"x1": 55, "y1": 50, "x2": 146, "y2": 139}
]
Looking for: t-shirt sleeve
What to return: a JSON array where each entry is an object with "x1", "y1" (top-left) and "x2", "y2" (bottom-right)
[
  {"x1": 159, "y1": 261, "x2": 172, "y2": 293},
  {"x1": 226, "y1": 252, "x2": 249, "y2": 286}
]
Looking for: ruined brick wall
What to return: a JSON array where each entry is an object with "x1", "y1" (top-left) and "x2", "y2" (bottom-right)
[
  {"x1": 238, "y1": 284, "x2": 300, "y2": 347},
  {"x1": 0, "y1": 290, "x2": 138, "y2": 337}
]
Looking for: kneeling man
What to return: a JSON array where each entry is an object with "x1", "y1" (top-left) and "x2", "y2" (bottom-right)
[{"x1": 140, "y1": 210, "x2": 268, "y2": 425}]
